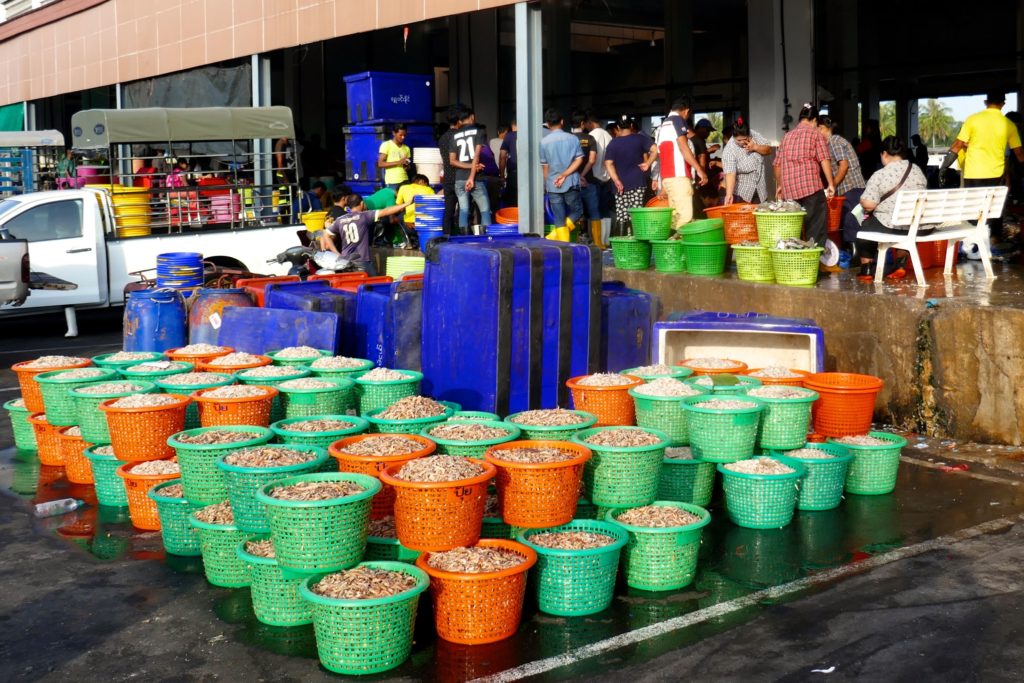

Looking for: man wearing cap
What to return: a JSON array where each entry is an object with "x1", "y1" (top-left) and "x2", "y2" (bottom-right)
[
  {"x1": 655, "y1": 97, "x2": 708, "y2": 229},
  {"x1": 941, "y1": 91, "x2": 1024, "y2": 242}
]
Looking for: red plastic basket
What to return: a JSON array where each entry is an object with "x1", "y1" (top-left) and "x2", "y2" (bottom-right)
[
  {"x1": 827, "y1": 195, "x2": 845, "y2": 231},
  {"x1": 803, "y1": 372, "x2": 884, "y2": 437}
]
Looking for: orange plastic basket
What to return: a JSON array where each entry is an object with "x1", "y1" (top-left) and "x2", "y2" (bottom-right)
[
  {"x1": 742, "y1": 368, "x2": 811, "y2": 387},
  {"x1": 13, "y1": 358, "x2": 93, "y2": 413},
  {"x1": 803, "y1": 372, "x2": 884, "y2": 437},
  {"x1": 703, "y1": 204, "x2": 729, "y2": 219},
  {"x1": 236, "y1": 275, "x2": 300, "y2": 306},
  {"x1": 308, "y1": 272, "x2": 369, "y2": 288},
  {"x1": 28, "y1": 413, "x2": 64, "y2": 466},
  {"x1": 645, "y1": 196, "x2": 669, "y2": 208},
  {"x1": 193, "y1": 385, "x2": 278, "y2": 428},
  {"x1": 98, "y1": 394, "x2": 191, "y2": 461},
  {"x1": 565, "y1": 375, "x2": 644, "y2": 427},
  {"x1": 495, "y1": 207, "x2": 519, "y2": 224},
  {"x1": 483, "y1": 440, "x2": 591, "y2": 528},
  {"x1": 197, "y1": 355, "x2": 272, "y2": 373},
  {"x1": 329, "y1": 434, "x2": 436, "y2": 518},
  {"x1": 827, "y1": 195, "x2": 845, "y2": 231},
  {"x1": 59, "y1": 428, "x2": 95, "y2": 484},
  {"x1": 417, "y1": 539, "x2": 537, "y2": 645},
  {"x1": 676, "y1": 359, "x2": 749, "y2": 376},
  {"x1": 38, "y1": 464, "x2": 64, "y2": 488},
  {"x1": 165, "y1": 346, "x2": 234, "y2": 365},
  {"x1": 116, "y1": 459, "x2": 180, "y2": 530},
  {"x1": 380, "y1": 458, "x2": 496, "y2": 552},
  {"x1": 722, "y1": 204, "x2": 759, "y2": 244}
]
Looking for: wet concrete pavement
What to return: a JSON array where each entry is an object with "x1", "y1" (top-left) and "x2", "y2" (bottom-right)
[{"x1": 4, "y1": 309, "x2": 1024, "y2": 682}]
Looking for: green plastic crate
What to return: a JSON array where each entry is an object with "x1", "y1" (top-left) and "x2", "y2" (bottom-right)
[
  {"x1": 628, "y1": 207, "x2": 674, "y2": 240},
  {"x1": 35, "y1": 368, "x2": 119, "y2": 426},
  {"x1": 732, "y1": 244, "x2": 775, "y2": 282},
  {"x1": 236, "y1": 367, "x2": 311, "y2": 424},
  {"x1": 364, "y1": 536, "x2": 422, "y2": 563},
  {"x1": 353, "y1": 371, "x2": 423, "y2": 414},
  {"x1": 155, "y1": 372, "x2": 235, "y2": 429},
  {"x1": 309, "y1": 358, "x2": 375, "y2": 380},
  {"x1": 629, "y1": 386, "x2": 708, "y2": 447},
  {"x1": 237, "y1": 535, "x2": 313, "y2": 627},
  {"x1": 299, "y1": 562, "x2": 428, "y2": 675},
  {"x1": 265, "y1": 348, "x2": 333, "y2": 367},
  {"x1": 769, "y1": 248, "x2": 823, "y2": 287},
  {"x1": 772, "y1": 443, "x2": 852, "y2": 510},
  {"x1": 189, "y1": 512, "x2": 251, "y2": 587},
  {"x1": 278, "y1": 377, "x2": 355, "y2": 418},
  {"x1": 118, "y1": 361, "x2": 194, "y2": 381},
  {"x1": 168, "y1": 426, "x2": 274, "y2": 505},
  {"x1": 215, "y1": 445, "x2": 329, "y2": 532},
  {"x1": 71, "y1": 380, "x2": 158, "y2": 444},
  {"x1": 572, "y1": 427, "x2": 669, "y2": 507},
  {"x1": 717, "y1": 456, "x2": 806, "y2": 529},
  {"x1": 149, "y1": 480, "x2": 202, "y2": 556},
  {"x1": 682, "y1": 241, "x2": 728, "y2": 275},
  {"x1": 609, "y1": 237, "x2": 651, "y2": 270},
  {"x1": 649, "y1": 239, "x2": 686, "y2": 273},
  {"x1": 754, "y1": 210, "x2": 805, "y2": 247},
  {"x1": 607, "y1": 501, "x2": 711, "y2": 591},
  {"x1": 4, "y1": 399, "x2": 37, "y2": 450},
  {"x1": 682, "y1": 395, "x2": 764, "y2": 462},
  {"x1": 421, "y1": 420, "x2": 521, "y2": 458},
  {"x1": 503, "y1": 410, "x2": 597, "y2": 441},
  {"x1": 270, "y1": 415, "x2": 370, "y2": 447},
  {"x1": 680, "y1": 218, "x2": 725, "y2": 243},
  {"x1": 85, "y1": 446, "x2": 128, "y2": 507},
  {"x1": 657, "y1": 457, "x2": 716, "y2": 506},
  {"x1": 827, "y1": 432, "x2": 907, "y2": 495},
  {"x1": 256, "y1": 473, "x2": 380, "y2": 576},
  {"x1": 750, "y1": 387, "x2": 818, "y2": 450},
  {"x1": 518, "y1": 520, "x2": 628, "y2": 616}
]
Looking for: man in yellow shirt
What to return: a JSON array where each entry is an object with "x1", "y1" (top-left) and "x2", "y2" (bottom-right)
[
  {"x1": 941, "y1": 92, "x2": 1024, "y2": 242},
  {"x1": 395, "y1": 174, "x2": 435, "y2": 227},
  {"x1": 378, "y1": 124, "x2": 412, "y2": 190}
]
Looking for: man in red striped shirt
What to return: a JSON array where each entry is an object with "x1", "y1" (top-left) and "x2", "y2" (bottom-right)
[{"x1": 655, "y1": 96, "x2": 709, "y2": 229}]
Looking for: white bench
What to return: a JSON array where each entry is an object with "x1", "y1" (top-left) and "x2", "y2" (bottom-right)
[{"x1": 857, "y1": 186, "x2": 1008, "y2": 286}]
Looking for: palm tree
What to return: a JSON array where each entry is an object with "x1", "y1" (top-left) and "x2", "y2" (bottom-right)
[
  {"x1": 707, "y1": 112, "x2": 724, "y2": 144},
  {"x1": 918, "y1": 99, "x2": 956, "y2": 148},
  {"x1": 879, "y1": 102, "x2": 896, "y2": 139}
]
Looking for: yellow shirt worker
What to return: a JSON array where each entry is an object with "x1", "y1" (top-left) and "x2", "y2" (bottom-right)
[
  {"x1": 395, "y1": 176, "x2": 436, "y2": 225},
  {"x1": 378, "y1": 124, "x2": 412, "y2": 189}
]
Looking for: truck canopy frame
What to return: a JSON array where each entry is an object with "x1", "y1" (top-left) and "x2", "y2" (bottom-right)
[{"x1": 70, "y1": 107, "x2": 295, "y2": 149}]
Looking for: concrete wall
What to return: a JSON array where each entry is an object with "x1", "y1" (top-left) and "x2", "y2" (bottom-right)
[{"x1": 606, "y1": 268, "x2": 1024, "y2": 446}]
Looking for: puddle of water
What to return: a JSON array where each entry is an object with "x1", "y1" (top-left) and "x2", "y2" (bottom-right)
[{"x1": 2, "y1": 443, "x2": 1023, "y2": 681}]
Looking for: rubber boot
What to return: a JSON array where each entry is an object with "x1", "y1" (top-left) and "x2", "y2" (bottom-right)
[
  {"x1": 590, "y1": 220, "x2": 605, "y2": 249},
  {"x1": 601, "y1": 218, "x2": 612, "y2": 247}
]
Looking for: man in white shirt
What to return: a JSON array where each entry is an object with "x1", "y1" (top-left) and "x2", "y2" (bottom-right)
[
  {"x1": 584, "y1": 111, "x2": 614, "y2": 244},
  {"x1": 654, "y1": 97, "x2": 708, "y2": 229}
]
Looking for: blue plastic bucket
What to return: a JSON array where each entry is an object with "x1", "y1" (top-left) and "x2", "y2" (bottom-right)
[{"x1": 123, "y1": 289, "x2": 187, "y2": 352}]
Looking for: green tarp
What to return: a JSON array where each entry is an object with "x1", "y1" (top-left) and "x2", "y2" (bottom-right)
[{"x1": 0, "y1": 103, "x2": 24, "y2": 132}]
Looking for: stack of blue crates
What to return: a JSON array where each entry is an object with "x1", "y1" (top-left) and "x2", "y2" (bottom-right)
[{"x1": 342, "y1": 72, "x2": 436, "y2": 193}]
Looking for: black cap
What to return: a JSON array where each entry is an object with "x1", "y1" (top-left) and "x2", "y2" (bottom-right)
[{"x1": 986, "y1": 91, "x2": 1006, "y2": 105}]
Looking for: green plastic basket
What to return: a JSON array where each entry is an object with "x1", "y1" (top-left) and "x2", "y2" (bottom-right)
[
  {"x1": 518, "y1": 520, "x2": 628, "y2": 616},
  {"x1": 772, "y1": 443, "x2": 852, "y2": 510},
  {"x1": 70, "y1": 380, "x2": 158, "y2": 444},
  {"x1": 299, "y1": 562, "x2": 429, "y2": 675},
  {"x1": 683, "y1": 240, "x2": 728, "y2": 275},
  {"x1": 769, "y1": 248, "x2": 823, "y2": 287},
  {"x1": 11, "y1": 451, "x2": 39, "y2": 495},
  {"x1": 827, "y1": 432, "x2": 907, "y2": 495},
  {"x1": 364, "y1": 536, "x2": 422, "y2": 563},
  {"x1": 353, "y1": 370, "x2": 423, "y2": 414},
  {"x1": 503, "y1": 410, "x2": 597, "y2": 441},
  {"x1": 270, "y1": 415, "x2": 370, "y2": 447},
  {"x1": 155, "y1": 372, "x2": 235, "y2": 429},
  {"x1": 480, "y1": 516, "x2": 514, "y2": 539},
  {"x1": 85, "y1": 446, "x2": 129, "y2": 506},
  {"x1": 119, "y1": 361, "x2": 194, "y2": 381},
  {"x1": 238, "y1": 534, "x2": 313, "y2": 627},
  {"x1": 649, "y1": 239, "x2": 686, "y2": 273},
  {"x1": 35, "y1": 368, "x2": 119, "y2": 426},
  {"x1": 717, "y1": 456, "x2": 806, "y2": 529},
  {"x1": 452, "y1": 410, "x2": 501, "y2": 421},
  {"x1": 685, "y1": 375, "x2": 763, "y2": 396},
  {"x1": 680, "y1": 218, "x2": 725, "y2": 243},
  {"x1": 628, "y1": 207, "x2": 674, "y2": 240},
  {"x1": 682, "y1": 395, "x2": 764, "y2": 462},
  {"x1": 278, "y1": 377, "x2": 355, "y2": 419},
  {"x1": 574, "y1": 497, "x2": 598, "y2": 520},
  {"x1": 149, "y1": 480, "x2": 202, "y2": 556},
  {"x1": 4, "y1": 399, "x2": 37, "y2": 450},
  {"x1": 620, "y1": 366, "x2": 693, "y2": 382},
  {"x1": 214, "y1": 445, "x2": 329, "y2": 532},
  {"x1": 609, "y1": 237, "x2": 651, "y2": 270},
  {"x1": 629, "y1": 386, "x2": 709, "y2": 447},
  {"x1": 607, "y1": 501, "x2": 712, "y2": 591},
  {"x1": 256, "y1": 473, "x2": 381, "y2": 575},
  {"x1": 422, "y1": 420, "x2": 521, "y2": 458},
  {"x1": 363, "y1": 402, "x2": 455, "y2": 434},
  {"x1": 266, "y1": 348, "x2": 333, "y2": 367},
  {"x1": 236, "y1": 367, "x2": 312, "y2": 424},
  {"x1": 189, "y1": 511, "x2": 251, "y2": 587},
  {"x1": 731, "y1": 244, "x2": 775, "y2": 282},
  {"x1": 168, "y1": 426, "x2": 274, "y2": 505},
  {"x1": 92, "y1": 352, "x2": 165, "y2": 372},
  {"x1": 309, "y1": 358, "x2": 375, "y2": 380},
  {"x1": 750, "y1": 387, "x2": 818, "y2": 450},
  {"x1": 754, "y1": 210, "x2": 805, "y2": 247},
  {"x1": 657, "y1": 457, "x2": 716, "y2": 506},
  {"x1": 571, "y1": 426, "x2": 669, "y2": 507}
]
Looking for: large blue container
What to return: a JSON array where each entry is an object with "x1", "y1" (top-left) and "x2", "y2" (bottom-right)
[
  {"x1": 354, "y1": 280, "x2": 422, "y2": 371},
  {"x1": 156, "y1": 252, "x2": 204, "y2": 289},
  {"x1": 187, "y1": 288, "x2": 254, "y2": 345},
  {"x1": 263, "y1": 282, "x2": 357, "y2": 354},
  {"x1": 343, "y1": 124, "x2": 437, "y2": 182},
  {"x1": 601, "y1": 281, "x2": 657, "y2": 372},
  {"x1": 343, "y1": 71, "x2": 434, "y2": 124},
  {"x1": 345, "y1": 180, "x2": 382, "y2": 197},
  {"x1": 123, "y1": 289, "x2": 187, "y2": 352},
  {"x1": 218, "y1": 307, "x2": 338, "y2": 354}
]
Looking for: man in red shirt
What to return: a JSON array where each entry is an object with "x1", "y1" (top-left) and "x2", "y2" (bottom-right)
[
  {"x1": 655, "y1": 96, "x2": 708, "y2": 229},
  {"x1": 772, "y1": 104, "x2": 835, "y2": 246}
]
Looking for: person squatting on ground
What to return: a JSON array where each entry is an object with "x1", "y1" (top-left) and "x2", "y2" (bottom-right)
[
  {"x1": 654, "y1": 97, "x2": 708, "y2": 231},
  {"x1": 773, "y1": 103, "x2": 836, "y2": 246}
]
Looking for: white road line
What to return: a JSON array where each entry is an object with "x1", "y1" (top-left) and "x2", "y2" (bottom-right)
[
  {"x1": 899, "y1": 454, "x2": 1022, "y2": 486},
  {"x1": 471, "y1": 514, "x2": 1022, "y2": 683},
  {"x1": 0, "y1": 387, "x2": 21, "y2": 392}
]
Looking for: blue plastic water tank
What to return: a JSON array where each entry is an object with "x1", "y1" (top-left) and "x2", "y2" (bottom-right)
[
  {"x1": 343, "y1": 71, "x2": 434, "y2": 124},
  {"x1": 123, "y1": 289, "x2": 187, "y2": 352},
  {"x1": 343, "y1": 124, "x2": 437, "y2": 181}
]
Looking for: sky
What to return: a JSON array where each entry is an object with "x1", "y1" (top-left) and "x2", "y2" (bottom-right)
[{"x1": 920, "y1": 93, "x2": 1018, "y2": 122}]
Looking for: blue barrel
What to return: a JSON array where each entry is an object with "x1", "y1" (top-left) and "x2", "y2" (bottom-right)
[
  {"x1": 187, "y1": 288, "x2": 255, "y2": 345},
  {"x1": 123, "y1": 289, "x2": 187, "y2": 352},
  {"x1": 157, "y1": 252, "x2": 204, "y2": 289}
]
